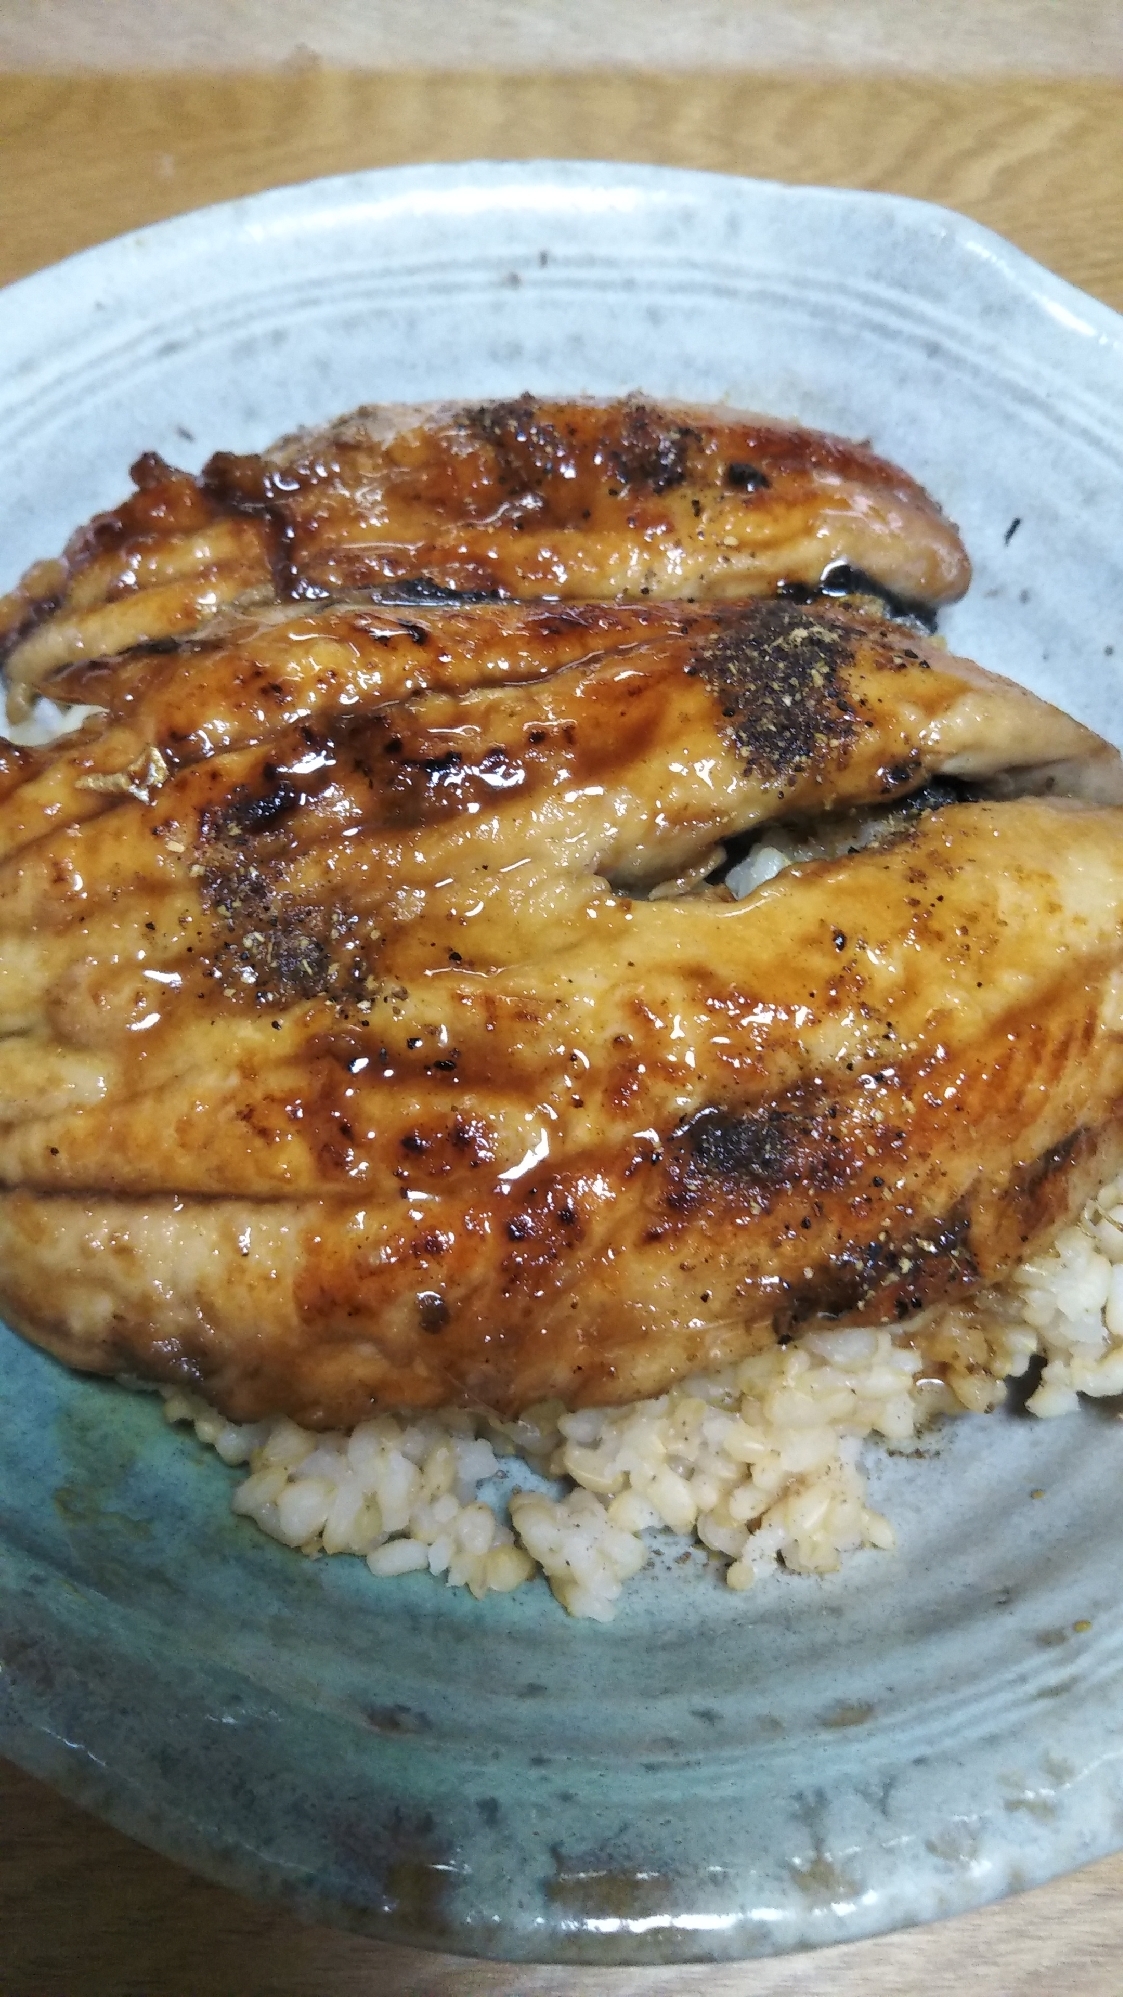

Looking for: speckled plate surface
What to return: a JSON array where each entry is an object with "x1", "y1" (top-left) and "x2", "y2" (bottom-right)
[{"x1": 3, "y1": 162, "x2": 1123, "y2": 1965}]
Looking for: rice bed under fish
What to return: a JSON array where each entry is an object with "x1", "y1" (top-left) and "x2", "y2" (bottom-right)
[{"x1": 163, "y1": 1168, "x2": 1123, "y2": 1621}]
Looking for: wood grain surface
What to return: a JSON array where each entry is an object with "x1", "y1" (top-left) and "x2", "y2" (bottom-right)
[
  {"x1": 3, "y1": 60, "x2": 1123, "y2": 1997},
  {"x1": 2, "y1": 72, "x2": 1123, "y2": 308},
  {"x1": 5, "y1": 0, "x2": 1123, "y2": 77}
]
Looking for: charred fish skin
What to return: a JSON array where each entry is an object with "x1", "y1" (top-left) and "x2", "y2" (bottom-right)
[
  {"x1": 0, "y1": 397, "x2": 969, "y2": 716},
  {"x1": 0, "y1": 597, "x2": 1113, "y2": 896},
  {"x1": 0, "y1": 571, "x2": 1120, "y2": 1421},
  {"x1": 0, "y1": 800, "x2": 1122, "y2": 1424}
]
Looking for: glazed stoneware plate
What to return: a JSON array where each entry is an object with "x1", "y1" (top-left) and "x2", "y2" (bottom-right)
[{"x1": 3, "y1": 162, "x2": 1123, "y2": 1966}]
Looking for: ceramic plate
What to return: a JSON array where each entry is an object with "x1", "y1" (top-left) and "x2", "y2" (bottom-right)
[{"x1": 3, "y1": 163, "x2": 1123, "y2": 1967}]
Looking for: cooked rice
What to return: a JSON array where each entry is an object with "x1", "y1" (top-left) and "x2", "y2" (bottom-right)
[
  {"x1": 150, "y1": 809, "x2": 1123, "y2": 1616},
  {"x1": 161, "y1": 1172, "x2": 1123, "y2": 1620}
]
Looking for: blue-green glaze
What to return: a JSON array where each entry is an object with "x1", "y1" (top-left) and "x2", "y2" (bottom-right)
[{"x1": 3, "y1": 164, "x2": 1123, "y2": 1962}]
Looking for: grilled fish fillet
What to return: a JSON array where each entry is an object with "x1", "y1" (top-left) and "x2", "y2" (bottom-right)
[
  {"x1": 0, "y1": 398, "x2": 969, "y2": 716},
  {"x1": 0, "y1": 596, "x2": 1118, "y2": 1423}
]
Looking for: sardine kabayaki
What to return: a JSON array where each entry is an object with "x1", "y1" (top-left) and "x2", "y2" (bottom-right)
[
  {"x1": 0, "y1": 589, "x2": 1119, "y2": 1424},
  {"x1": 0, "y1": 397, "x2": 969, "y2": 716}
]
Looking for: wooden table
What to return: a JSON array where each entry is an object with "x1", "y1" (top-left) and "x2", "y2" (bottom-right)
[{"x1": 3, "y1": 50, "x2": 1123, "y2": 1997}]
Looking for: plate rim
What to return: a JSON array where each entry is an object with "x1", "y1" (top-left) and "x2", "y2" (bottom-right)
[{"x1": 4, "y1": 156, "x2": 1123, "y2": 1966}]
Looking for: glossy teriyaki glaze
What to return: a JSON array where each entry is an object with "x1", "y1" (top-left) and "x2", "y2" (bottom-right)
[
  {"x1": 0, "y1": 397, "x2": 970, "y2": 714},
  {"x1": 0, "y1": 590, "x2": 1120, "y2": 1424}
]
